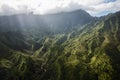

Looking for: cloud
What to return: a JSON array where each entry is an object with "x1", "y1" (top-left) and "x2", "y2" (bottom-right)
[
  {"x1": 0, "y1": 0, "x2": 120, "y2": 16},
  {"x1": 0, "y1": 4, "x2": 16, "y2": 15},
  {"x1": 88, "y1": 0, "x2": 120, "y2": 16}
]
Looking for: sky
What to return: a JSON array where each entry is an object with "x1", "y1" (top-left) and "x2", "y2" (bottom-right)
[{"x1": 0, "y1": 0, "x2": 120, "y2": 16}]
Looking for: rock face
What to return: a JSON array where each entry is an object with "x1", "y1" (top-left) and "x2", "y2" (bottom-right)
[{"x1": 0, "y1": 9, "x2": 120, "y2": 80}]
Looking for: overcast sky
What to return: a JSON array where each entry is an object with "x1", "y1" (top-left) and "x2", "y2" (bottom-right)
[{"x1": 0, "y1": 0, "x2": 119, "y2": 16}]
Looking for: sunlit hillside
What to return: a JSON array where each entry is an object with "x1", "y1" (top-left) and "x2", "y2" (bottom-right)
[{"x1": 0, "y1": 8, "x2": 120, "y2": 80}]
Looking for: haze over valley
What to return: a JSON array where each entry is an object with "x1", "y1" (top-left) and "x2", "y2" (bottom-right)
[{"x1": 0, "y1": 0, "x2": 120, "y2": 80}]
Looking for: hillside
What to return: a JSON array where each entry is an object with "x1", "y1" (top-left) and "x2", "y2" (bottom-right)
[
  {"x1": 0, "y1": 9, "x2": 94, "y2": 52},
  {"x1": 0, "y1": 9, "x2": 94, "y2": 32},
  {"x1": 0, "y1": 10, "x2": 120, "y2": 80}
]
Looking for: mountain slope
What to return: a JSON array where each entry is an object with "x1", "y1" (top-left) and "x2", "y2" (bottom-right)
[
  {"x1": 0, "y1": 10, "x2": 120, "y2": 80},
  {"x1": 36, "y1": 11, "x2": 120, "y2": 80},
  {"x1": 0, "y1": 9, "x2": 94, "y2": 33},
  {"x1": 0, "y1": 9, "x2": 94, "y2": 52}
]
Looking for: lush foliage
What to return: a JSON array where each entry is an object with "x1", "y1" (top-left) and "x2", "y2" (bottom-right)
[{"x1": 0, "y1": 10, "x2": 120, "y2": 80}]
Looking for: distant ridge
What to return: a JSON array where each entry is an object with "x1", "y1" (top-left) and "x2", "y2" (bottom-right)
[{"x1": 0, "y1": 9, "x2": 94, "y2": 32}]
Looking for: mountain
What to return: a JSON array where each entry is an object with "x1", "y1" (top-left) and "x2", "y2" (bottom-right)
[
  {"x1": 0, "y1": 9, "x2": 94, "y2": 33},
  {"x1": 0, "y1": 9, "x2": 94, "y2": 52},
  {"x1": 0, "y1": 10, "x2": 120, "y2": 80}
]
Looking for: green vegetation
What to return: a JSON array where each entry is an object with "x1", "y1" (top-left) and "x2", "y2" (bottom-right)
[{"x1": 0, "y1": 11, "x2": 120, "y2": 80}]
